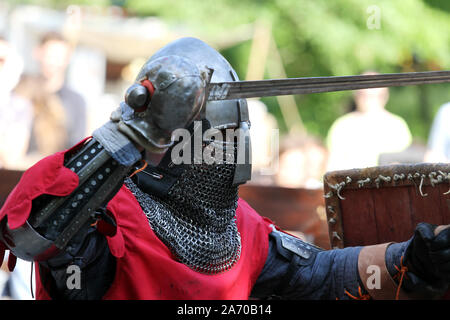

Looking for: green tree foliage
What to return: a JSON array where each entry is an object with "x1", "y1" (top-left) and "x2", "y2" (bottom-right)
[
  {"x1": 8, "y1": 0, "x2": 450, "y2": 141},
  {"x1": 127, "y1": 0, "x2": 450, "y2": 141}
]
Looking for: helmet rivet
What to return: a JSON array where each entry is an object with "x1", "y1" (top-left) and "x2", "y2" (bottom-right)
[{"x1": 125, "y1": 84, "x2": 150, "y2": 111}]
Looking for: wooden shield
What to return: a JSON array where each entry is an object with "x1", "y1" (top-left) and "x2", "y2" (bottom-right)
[{"x1": 323, "y1": 163, "x2": 450, "y2": 249}]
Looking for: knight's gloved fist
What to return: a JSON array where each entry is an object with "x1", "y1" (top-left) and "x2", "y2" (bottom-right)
[
  {"x1": 93, "y1": 55, "x2": 207, "y2": 166},
  {"x1": 404, "y1": 223, "x2": 450, "y2": 286}
]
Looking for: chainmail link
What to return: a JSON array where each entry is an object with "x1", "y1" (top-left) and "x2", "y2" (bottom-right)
[{"x1": 124, "y1": 147, "x2": 242, "y2": 275}]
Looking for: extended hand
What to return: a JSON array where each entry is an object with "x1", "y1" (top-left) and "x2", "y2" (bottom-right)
[{"x1": 405, "y1": 223, "x2": 450, "y2": 285}]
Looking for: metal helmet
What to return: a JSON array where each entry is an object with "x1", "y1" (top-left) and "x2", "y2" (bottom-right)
[{"x1": 126, "y1": 37, "x2": 251, "y2": 185}]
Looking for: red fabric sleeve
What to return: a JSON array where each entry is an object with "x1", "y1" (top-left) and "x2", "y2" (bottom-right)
[{"x1": 0, "y1": 138, "x2": 90, "y2": 229}]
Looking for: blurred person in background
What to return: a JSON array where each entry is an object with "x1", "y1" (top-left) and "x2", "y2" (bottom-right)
[
  {"x1": 275, "y1": 134, "x2": 328, "y2": 189},
  {"x1": 326, "y1": 71, "x2": 412, "y2": 171},
  {"x1": 1, "y1": 31, "x2": 88, "y2": 300},
  {"x1": 0, "y1": 36, "x2": 33, "y2": 170},
  {"x1": 0, "y1": 36, "x2": 35, "y2": 299},
  {"x1": 15, "y1": 31, "x2": 87, "y2": 165},
  {"x1": 246, "y1": 99, "x2": 279, "y2": 185},
  {"x1": 425, "y1": 102, "x2": 450, "y2": 163}
]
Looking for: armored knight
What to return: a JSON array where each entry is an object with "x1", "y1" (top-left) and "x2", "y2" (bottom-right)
[{"x1": 0, "y1": 37, "x2": 449, "y2": 300}]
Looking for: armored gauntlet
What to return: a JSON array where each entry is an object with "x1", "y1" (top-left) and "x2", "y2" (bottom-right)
[
  {"x1": 0, "y1": 138, "x2": 136, "y2": 262},
  {"x1": 357, "y1": 223, "x2": 450, "y2": 299}
]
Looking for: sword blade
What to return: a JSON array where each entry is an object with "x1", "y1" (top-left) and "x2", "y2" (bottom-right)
[{"x1": 207, "y1": 71, "x2": 450, "y2": 101}]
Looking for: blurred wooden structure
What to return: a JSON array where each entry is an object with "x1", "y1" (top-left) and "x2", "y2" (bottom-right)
[
  {"x1": 0, "y1": 169, "x2": 23, "y2": 209},
  {"x1": 239, "y1": 185, "x2": 330, "y2": 249},
  {"x1": 0, "y1": 169, "x2": 330, "y2": 249}
]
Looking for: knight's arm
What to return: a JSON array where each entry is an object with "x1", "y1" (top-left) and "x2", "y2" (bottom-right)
[
  {"x1": 250, "y1": 227, "x2": 365, "y2": 300},
  {"x1": 0, "y1": 136, "x2": 142, "y2": 299},
  {"x1": 251, "y1": 225, "x2": 450, "y2": 300}
]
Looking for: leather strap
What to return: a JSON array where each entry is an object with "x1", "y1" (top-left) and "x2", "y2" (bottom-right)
[{"x1": 358, "y1": 242, "x2": 412, "y2": 300}]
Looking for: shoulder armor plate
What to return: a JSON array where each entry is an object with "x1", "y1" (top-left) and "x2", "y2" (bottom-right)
[{"x1": 270, "y1": 225, "x2": 323, "y2": 264}]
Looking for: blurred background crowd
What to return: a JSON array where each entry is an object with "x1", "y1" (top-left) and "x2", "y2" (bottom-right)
[{"x1": 0, "y1": 0, "x2": 449, "y2": 299}]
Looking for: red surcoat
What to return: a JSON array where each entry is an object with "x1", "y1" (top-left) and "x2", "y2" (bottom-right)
[{"x1": 0, "y1": 140, "x2": 273, "y2": 299}]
